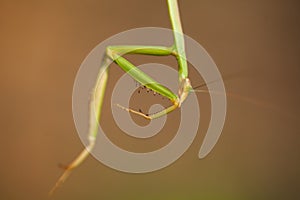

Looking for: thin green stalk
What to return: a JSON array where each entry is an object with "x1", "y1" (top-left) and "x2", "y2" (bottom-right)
[{"x1": 167, "y1": 0, "x2": 188, "y2": 80}]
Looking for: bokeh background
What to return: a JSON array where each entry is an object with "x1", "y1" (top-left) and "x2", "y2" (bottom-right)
[{"x1": 0, "y1": 0, "x2": 299, "y2": 199}]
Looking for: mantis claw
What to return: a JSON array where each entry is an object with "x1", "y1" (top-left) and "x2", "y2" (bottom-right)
[{"x1": 58, "y1": 163, "x2": 69, "y2": 170}]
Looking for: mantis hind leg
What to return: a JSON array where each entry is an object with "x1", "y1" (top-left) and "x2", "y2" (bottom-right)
[{"x1": 49, "y1": 56, "x2": 109, "y2": 195}]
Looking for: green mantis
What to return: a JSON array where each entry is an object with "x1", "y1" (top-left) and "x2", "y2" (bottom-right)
[{"x1": 50, "y1": 0, "x2": 196, "y2": 194}]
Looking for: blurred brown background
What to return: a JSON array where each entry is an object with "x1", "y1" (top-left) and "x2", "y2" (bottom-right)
[{"x1": 0, "y1": 0, "x2": 299, "y2": 199}]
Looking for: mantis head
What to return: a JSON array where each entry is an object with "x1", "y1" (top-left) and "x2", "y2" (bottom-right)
[{"x1": 178, "y1": 78, "x2": 192, "y2": 106}]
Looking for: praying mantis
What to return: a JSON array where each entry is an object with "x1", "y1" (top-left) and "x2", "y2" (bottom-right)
[{"x1": 50, "y1": 0, "x2": 209, "y2": 194}]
